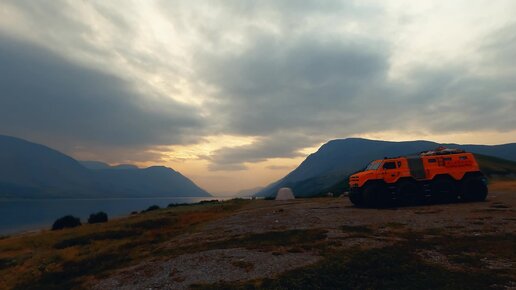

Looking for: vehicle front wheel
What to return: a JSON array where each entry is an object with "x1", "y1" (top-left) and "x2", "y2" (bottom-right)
[
  {"x1": 363, "y1": 183, "x2": 391, "y2": 208},
  {"x1": 349, "y1": 189, "x2": 365, "y2": 207}
]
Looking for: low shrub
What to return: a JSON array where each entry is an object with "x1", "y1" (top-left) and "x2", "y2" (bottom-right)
[
  {"x1": 198, "y1": 200, "x2": 219, "y2": 204},
  {"x1": 54, "y1": 230, "x2": 141, "y2": 249},
  {"x1": 167, "y1": 203, "x2": 188, "y2": 208},
  {"x1": 0, "y1": 258, "x2": 17, "y2": 270},
  {"x1": 52, "y1": 215, "x2": 81, "y2": 231},
  {"x1": 141, "y1": 205, "x2": 160, "y2": 213},
  {"x1": 341, "y1": 225, "x2": 373, "y2": 234},
  {"x1": 88, "y1": 211, "x2": 108, "y2": 224},
  {"x1": 129, "y1": 217, "x2": 174, "y2": 230}
]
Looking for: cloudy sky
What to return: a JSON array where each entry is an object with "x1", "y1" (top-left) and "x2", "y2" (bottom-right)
[{"x1": 1, "y1": 1, "x2": 515, "y2": 194}]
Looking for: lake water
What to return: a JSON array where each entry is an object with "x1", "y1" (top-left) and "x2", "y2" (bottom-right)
[{"x1": 0, "y1": 197, "x2": 231, "y2": 235}]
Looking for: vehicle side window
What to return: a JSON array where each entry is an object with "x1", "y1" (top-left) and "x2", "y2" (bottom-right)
[
  {"x1": 459, "y1": 156, "x2": 468, "y2": 160},
  {"x1": 428, "y1": 159, "x2": 436, "y2": 163},
  {"x1": 383, "y1": 161, "x2": 396, "y2": 170},
  {"x1": 397, "y1": 161, "x2": 401, "y2": 167}
]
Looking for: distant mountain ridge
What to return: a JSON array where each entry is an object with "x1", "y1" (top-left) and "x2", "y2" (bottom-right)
[
  {"x1": 234, "y1": 186, "x2": 264, "y2": 197},
  {"x1": 0, "y1": 135, "x2": 210, "y2": 198},
  {"x1": 80, "y1": 161, "x2": 139, "y2": 170},
  {"x1": 256, "y1": 138, "x2": 516, "y2": 197}
]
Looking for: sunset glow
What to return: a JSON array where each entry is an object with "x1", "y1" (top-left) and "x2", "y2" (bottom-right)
[{"x1": 1, "y1": 1, "x2": 515, "y2": 194}]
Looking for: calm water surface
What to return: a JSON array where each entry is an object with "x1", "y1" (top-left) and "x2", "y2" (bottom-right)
[{"x1": 0, "y1": 197, "x2": 231, "y2": 235}]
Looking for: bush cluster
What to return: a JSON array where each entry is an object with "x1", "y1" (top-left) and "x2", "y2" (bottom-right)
[
  {"x1": 141, "y1": 205, "x2": 160, "y2": 213},
  {"x1": 88, "y1": 212, "x2": 108, "y2": 224},
  {"x1": 51, "y1": 215, "x2": 81, "y2": 230}
]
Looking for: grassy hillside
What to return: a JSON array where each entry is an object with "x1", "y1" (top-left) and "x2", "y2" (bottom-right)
[
  {"x1": 1, "y1": 192, "x2": 515, "y2": 289},
  {"x1": 475, "y1": 154, "x2": 516, "y2": 178},
  {"x1": 0, "y1": 199, "x2": 249, "y2": 289},
  {"x1": 2, "y1": 196, "x2": 515, "y2": 289}
]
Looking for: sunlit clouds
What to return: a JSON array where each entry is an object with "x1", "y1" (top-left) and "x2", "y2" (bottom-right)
[{"x1": 1, "y1": 1, "x2": 515, "y2": 193}]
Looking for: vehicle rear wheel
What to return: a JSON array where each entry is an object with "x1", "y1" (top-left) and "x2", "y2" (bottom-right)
[
  {"x1": 461, "y1": 177, "x2": 488, "y2": 202},
  {"x1": 363, "y1": 183, "x2": 391, "y2": 208},
  {"x1": 430, "y1": 177, "x2": 458, "y2": 204},
  {"x1": 397, "y1": 180, "x2": 424, "y2": 206}
]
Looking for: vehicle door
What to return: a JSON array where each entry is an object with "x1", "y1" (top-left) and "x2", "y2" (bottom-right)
[{"x1": 381, "y1": 161, "x2": 399, "y2": 183}]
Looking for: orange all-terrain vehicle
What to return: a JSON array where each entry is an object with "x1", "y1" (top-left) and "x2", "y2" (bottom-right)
[{"x1": 348, "y1": 147, "x2": 488, "y2": 207}]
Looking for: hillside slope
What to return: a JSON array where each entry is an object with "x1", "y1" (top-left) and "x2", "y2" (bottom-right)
[
  {"x1": 0, "y1": 135, "x2": 95, "y2": 198},
  {"x1": 475, "y1": 154, "x2": 516, "y2": 177},
  {"x1": 2, "y1": 190, "x2": 515, "y2": 289},
  {"x1": 0, "y1": 135, "x2": 210, "y2": 198},
  {"x1": 91, "y1": 166, "x2": 209, "y2": 197}
]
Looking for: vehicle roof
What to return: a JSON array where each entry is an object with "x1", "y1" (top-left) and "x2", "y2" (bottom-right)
[{"x1": 377, "y1": 151, "x2": 473, "y2": 162}]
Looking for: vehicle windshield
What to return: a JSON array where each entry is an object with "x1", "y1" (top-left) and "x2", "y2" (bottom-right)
[{"x1": 365, "y1": 160, "x2": 382, "y2": 171}]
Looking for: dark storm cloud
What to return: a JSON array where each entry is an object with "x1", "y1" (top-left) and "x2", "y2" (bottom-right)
[
  {"x1": 197, "y1": 33, "x2": 389, "y2": 136},
  {"x1": 1, "y1": 1, "x2": 515, "y2": 171},
  {"x1": 207, "y1": 133, "x2": 317, "y2": 171},
  {"x1": 195, "y1": 21, "x2": 516, "y2": 170},
  {"x1": 0, "y1": 35, "x2": 204, "y2": 157}
]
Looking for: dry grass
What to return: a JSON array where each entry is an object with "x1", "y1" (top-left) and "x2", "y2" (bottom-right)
[
  {"x1": 2, "y1": 188, "x2": 515, "y2": 289},
  {"x1": 489, "y1": 179, "x2": 516, "y2": 193},
  {"x1": 0, "y1": 199, "x2": 250, "y2": 289},
  {"x1": 341, "y1": 225, "x2": 373, "y2": 233},
  {"x1": 193, "y1": 228, "x2": 515, "y2": 290}
]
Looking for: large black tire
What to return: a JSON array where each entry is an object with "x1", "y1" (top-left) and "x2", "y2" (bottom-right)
[
  {"x1": 396, "y1": 180, "x2": 424, "y2": 206},
  {"x1": 430, "y1": 177, "x2": 459, "y2": 204},
  {"x1": 363, "y1": 183, "x2": 391, "y2": 208},
  {"x1": 349, "y1": 190, "x2": 365, "y2": 207},
  {"x1": 461, "y1": 177, "x2": 488, "y2": 202}
]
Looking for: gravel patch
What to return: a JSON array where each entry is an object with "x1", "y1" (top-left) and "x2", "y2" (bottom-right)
[
  {"x1": 92, "y1": 248, "x2": 321, "y2": 290},
  {"x1": 90, "y1": 190, "x2": 516, "y2": 289}
]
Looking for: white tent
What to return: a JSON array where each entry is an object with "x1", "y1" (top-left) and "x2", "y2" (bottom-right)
[{"x1": 275, "y1": 187, "x2": 295, "y2": 200}]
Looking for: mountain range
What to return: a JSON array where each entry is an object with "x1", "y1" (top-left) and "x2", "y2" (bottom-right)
[
  {"x1": 2, "y1": 135, "x2": 515, "y2": 199},
  {"x1": 0, "y1": 135, "x2": 210, "y2": 198},
  {"x1": 255, "y1": 138, "x2": 516, "y2": 197}
]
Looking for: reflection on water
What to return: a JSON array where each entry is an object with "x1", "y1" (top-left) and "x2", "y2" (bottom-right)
[{"x1": 0, "y1": 197, "x2": 231, "y2": 235}]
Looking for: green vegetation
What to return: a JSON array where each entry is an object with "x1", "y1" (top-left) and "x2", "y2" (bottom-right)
[
  {"x1": 53, "y1": 230, "x2": 140, "y2": 249},
  {"x1": 474, "y1": 154, "x2": 516, "y2": 178},
  {"x1": 141, "y1": 204, "x2": 161, "y2": 213},
  {"x1": 318, "y1": 176, "x2": 350, "y2": 197}
]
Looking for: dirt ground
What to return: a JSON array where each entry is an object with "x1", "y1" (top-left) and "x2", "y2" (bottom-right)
[{"x1": 92, "y1": 186, "x2": 516, "y2": 290}]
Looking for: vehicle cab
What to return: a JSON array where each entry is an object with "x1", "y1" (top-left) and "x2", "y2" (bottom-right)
[{"x1": 349, "y1": 158, "x2": 408, "y2": 188}]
